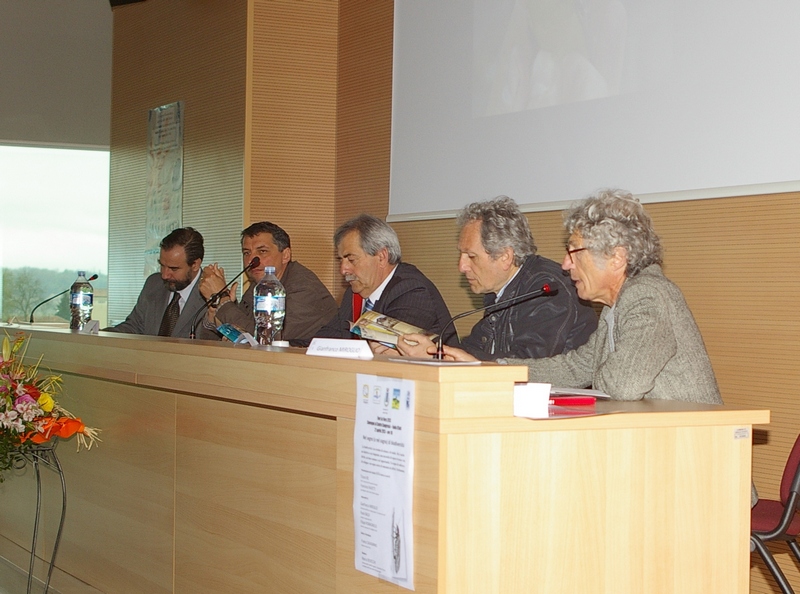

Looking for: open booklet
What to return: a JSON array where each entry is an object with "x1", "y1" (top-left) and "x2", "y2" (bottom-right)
[{"x1": 349, "y1": 310, "x2": 438, "y2": 347}]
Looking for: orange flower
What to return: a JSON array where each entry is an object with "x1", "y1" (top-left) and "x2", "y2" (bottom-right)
[{"x1": 23, "y1": 417, "x2": 86, "y2": 444}]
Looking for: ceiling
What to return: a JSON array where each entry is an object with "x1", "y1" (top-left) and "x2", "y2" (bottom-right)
[{"x1": 0, "y1": 0, "x2": 113, "y2": 149}]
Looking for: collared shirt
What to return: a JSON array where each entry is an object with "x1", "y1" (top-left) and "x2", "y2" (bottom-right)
[
  {"x1": 167, "y1": 270, "x2": 201, "y2": 313},
  {"x1": 495, "y1": 266, "x2": 522, "y2": 300},
  {"x1": 365, "y1": 264, "x2": 398, "y2": 310}
]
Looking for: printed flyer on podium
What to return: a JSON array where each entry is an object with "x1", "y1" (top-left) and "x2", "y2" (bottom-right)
[{"x1": 354, "y1": 374, "x2": 415, "y2": 590}]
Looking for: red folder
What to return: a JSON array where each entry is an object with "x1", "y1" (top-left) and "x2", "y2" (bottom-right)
[{"x1": 548, "y1": 396, "x2": 596, "y2": 406}]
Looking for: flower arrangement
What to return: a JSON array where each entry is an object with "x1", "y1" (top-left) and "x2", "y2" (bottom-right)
[{"x1": 0, "y1": 332, "x2": 100, "y2": 482}]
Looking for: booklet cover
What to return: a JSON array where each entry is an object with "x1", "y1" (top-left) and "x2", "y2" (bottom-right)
[{"x1": 350, "y1": 311, "x2": 438, "y2": 346}]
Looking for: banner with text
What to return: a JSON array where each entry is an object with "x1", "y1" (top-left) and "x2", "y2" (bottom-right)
[{"x1": 354, "y1": 374, "x2": 415, "y2": 590}]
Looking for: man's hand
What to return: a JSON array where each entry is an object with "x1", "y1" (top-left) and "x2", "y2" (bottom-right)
[
  {"x1": 438, "y1": 345, "x2": 478, "y2": 362},
  {"x1": 368, "y1": 341, "x2": 399, "y2": 356},
  {"x1": 205, "y1": 302, "x2": 220, "y2": 326},
  {"x1": 200, "y1": 264, "x2": 228, "y2": 301},
  {"x1": 395, "y1": 333, "x2": 436, "y2": 358},
  {"x1": 396, "y1": 333, "x2": 478, "y2": 362},
  {"x1": 200, "y1": 264, "x2": 238, "y2": 307}
]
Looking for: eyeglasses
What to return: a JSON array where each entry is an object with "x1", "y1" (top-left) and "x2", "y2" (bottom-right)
[{"x1": 565, "y1": 245, "x2": 588, "y2": 263}]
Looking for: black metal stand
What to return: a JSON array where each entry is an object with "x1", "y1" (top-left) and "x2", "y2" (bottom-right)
[{"x1": 13, "y1": 440, "x2": 67, "y2": 594}]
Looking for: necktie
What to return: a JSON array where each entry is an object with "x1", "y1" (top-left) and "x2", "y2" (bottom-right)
[
  {"x1": 158, "y1": 292, "x2": 181, "y2": 336},
  {"x1": 363, "y1": 298, "x2": 375, "y2": 313}
]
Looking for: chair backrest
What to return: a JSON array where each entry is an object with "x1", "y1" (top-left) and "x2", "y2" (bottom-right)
[{"x1": 779, "y1": 434, "x2": 800, "y2": 504}]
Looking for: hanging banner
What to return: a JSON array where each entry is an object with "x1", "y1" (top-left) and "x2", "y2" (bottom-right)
[
  {"x1": 354, "y1": 374, "x2": 416, "y2": 590},
  {"x1": 144, "y1": 101, "x2": 184, "y2": 275}
]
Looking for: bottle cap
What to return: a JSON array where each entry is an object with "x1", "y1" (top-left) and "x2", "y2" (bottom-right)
[
  {"x1": 264, "y1": 266, "x2": 276, "y2": 274},
  {"x1": 78, "y1": 270, "x2": 86, "y2": 276}
]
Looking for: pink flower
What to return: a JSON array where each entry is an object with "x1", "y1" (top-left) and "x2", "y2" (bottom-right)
[{"x1": 14, "y1": 399, "x2": 42, "y2": 422}]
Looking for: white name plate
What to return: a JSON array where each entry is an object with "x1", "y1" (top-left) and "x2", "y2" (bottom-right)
[
  {"x1": 513, "y1": 382, "x2": 551, "y2": 418},
  {"x1": 306, "y1": 338, "x2": 374, "y2": 360}
]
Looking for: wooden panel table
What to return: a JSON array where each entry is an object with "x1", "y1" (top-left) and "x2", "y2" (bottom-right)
[{"x1": 0, "y1": 329, "x2": 768, "y2": 593}]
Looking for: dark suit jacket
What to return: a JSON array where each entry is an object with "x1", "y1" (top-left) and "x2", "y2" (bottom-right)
[
  {"x1": 460, "y1": 255, "x2": 597, "y2": 361},
  {"x1": 106, "y1": 273, "x2": 206, "y2": 338},
  {"x1": 315, "y1": 262, "x2": 458, "y2": 345},
  {"x1": 198, "y1": 260, "x2": 337, "y2": 342}
]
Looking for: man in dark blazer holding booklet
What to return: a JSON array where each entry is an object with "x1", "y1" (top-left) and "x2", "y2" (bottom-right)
[{"x1": 315, "y1": 214, "x2": 457, "y2": 348}]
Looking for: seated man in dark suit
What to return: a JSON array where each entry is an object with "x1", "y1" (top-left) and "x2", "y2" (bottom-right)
[
  {"x1": 197, "y1": 221, "x2": 338, "y2": 343},
  {"x1": 395, "y1": 196, "x2": 597, "y2": 361},
  {"x1": 315, "y1": 214, "x2": 457, "y2": 347},
  {"x1": 105, "y1": 227, "x2": 206, "y2": 338}
]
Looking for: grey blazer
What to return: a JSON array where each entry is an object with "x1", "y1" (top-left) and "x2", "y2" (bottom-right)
[
  {"x1": 106, "y1": 272, "x2": 206, "y2": 339},
  {"x1": 507, "y1": 265, "x2": 722, "y2": 404}
]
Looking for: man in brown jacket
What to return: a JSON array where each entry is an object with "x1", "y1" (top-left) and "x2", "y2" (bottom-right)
[{"x1": 198, "y1": 222, "x2": 337, "y2": 344}]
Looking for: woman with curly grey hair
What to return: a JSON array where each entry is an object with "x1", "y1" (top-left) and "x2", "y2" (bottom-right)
[
  {"x1": 439, "y1": 188, "x2": 722, "y2": 405},
  {"x1": 563, "y1": 188, "x2": 662, "y2": 279}
]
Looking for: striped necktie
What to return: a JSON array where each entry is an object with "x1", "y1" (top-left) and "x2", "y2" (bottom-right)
[
  {"x1": 363, "y1": 298, "x2": 375, "y2": 313},
  {"x1": 158, "y1": 292, "x2": 181, "y2": 336}
]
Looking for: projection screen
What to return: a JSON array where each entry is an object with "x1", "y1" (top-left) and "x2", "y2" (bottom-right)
[{"x1": 388, "y1": 0, "x2": 800, "y2": 220}]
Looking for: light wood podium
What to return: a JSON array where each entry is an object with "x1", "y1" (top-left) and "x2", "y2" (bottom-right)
[{"x1": 0, "y1": 329, "x2": 768, "y2": 593}]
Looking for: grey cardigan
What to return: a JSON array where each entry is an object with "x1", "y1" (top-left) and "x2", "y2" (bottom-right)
[{"x1": 505, "y1": 264, "x2": 722, "y2": 404}]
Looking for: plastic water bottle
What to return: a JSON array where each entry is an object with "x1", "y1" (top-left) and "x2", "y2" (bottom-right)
[
  {"x1": 253, "y1": 266, "x2": 286, "y2": 345},
  {"x1": 70, "y1": 271, "x2": 94, "y2": 331}
]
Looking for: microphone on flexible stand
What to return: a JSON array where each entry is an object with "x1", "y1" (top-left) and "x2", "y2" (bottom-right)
[
  {"x1": 189, "y1": 257, "x2": 261, "y2": 339},
  {"x1": 434, "y1": 283, "x2": 555, "y2": 360},
  {"x1": 29, "y1": 274, "x2": 99, "y2": 323}
]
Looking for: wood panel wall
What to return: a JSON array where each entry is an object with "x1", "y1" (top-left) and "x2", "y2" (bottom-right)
[
  {"x1": 109, "y1": 1, "x2": 248, "y2": 324},
  {"x1": 111, "y1": 0, "x2": 393, "y2": 307},
  {"x1": 334, "y1": 0, "x2": 394, "y2": 255},
  {"x1": 247, "y1": 0, "x2": 393, "y2": 295},
  {"x1": 248, "y1": 0, "x2": 338, "y2": 290}
]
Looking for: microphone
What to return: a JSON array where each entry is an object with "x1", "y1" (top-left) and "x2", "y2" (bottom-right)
[
  {"x1": 189, "y1": 257, "x2": 260, "y2": 339},
  {"x1": 435, "y1": 283, "x2": 555, "y2": 360},
  {"x1": 30, "y1": 274, "x2": 99, "y2": 323}
]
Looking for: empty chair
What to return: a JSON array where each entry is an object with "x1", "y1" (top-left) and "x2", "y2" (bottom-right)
[{"x1": 751, "y1": 434, "x2": 800, "y2": 594}]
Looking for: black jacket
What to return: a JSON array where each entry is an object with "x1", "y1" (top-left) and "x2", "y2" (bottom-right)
[{"x1": 459, "y1": 255, "x2": 597, "y2": 361}]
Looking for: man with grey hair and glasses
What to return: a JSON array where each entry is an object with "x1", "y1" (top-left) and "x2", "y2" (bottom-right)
[
  {"x1": 397, "y1": 195, "x2": 596, "y2": 360},
  {"x1": 315, "y1": 213, "x2": 457, "y2": 346},
  {"x1": 428, "y1": 190, "x2": 721, "y2": 404}
]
